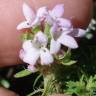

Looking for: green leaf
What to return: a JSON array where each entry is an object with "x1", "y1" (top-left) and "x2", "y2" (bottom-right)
[
  {"x1": 61, "y1": 60, "x2": 77, "y2": 66},
  {"x1": 44, "y1": 23, "x2": 51, "y2": 40},
  {"x1": 32, "y1": 26, "x2": 41, "y2": 33},
  {"x1": 0, "y1": 79, "x2": 10, "y2": 88},
  {"x1": 14, "y1": 69, "x2": 32, "y2": 78}
]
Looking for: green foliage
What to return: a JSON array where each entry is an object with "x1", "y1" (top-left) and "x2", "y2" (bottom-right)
[
  {"x1": 14, "y1": 69, "x2": 32, "y2": 78},
  {"x1": 65, "y1": 75, "x2": 96, "y2": 96}
]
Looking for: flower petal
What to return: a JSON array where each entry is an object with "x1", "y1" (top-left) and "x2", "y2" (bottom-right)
[
  {"x1": 19, "y1": 49, "x2": 25, "y2": 60},
  {"x1": 34, "y1": 31, "x2": 48, "y2": 46},
  {"x1": 40, "y1": 48, "x2": 54, "y2": 65},
  {"x1": 68, "y1": 28, "x2": 78, "y2": 36},
  {"x1": 46, "y1": 15, "x2": 53, "y2": 25},
  {"x1": 23, "y1": 48, "x2": 40, "y2": 65},
  {"x1": 57, "y1": 33, "x2": 78, "y2": 49},
  {"x1": 37, "y1": 6, "x2": 48, "y2": 18},
  {"x1": 57, "y1": 18, "x2": 72, "y2": 28},
  {"x1": 31, "y1": 17, "x2": 40, "y2": 27},
  {"x1": 50, "y1": 39, "x2": 61, "y2": 54},
  {"x1": 27, "y1": 65, "x2": 37, "y2": 73},
  {"x1": 75, "y1": 28, "x2": 86, "y2": 37},
  {"x1": 23, "y1": 3, "x2": 35, "y2": 22},
  {"x1": 50, "y1": 23, "x2": 62, "y2": 40},
  {"x1": 50, "y1": 4, "x2": 64, "y2": 18},
  {"x1": 69, "y1": 29, "x2": 86, "y2": 37},
  {"x1": 17, "y1": 21, "x2": 31, "y2": 30},
  {"x1": 22, "y1": 40, "x2": 33, "y2": 51}
]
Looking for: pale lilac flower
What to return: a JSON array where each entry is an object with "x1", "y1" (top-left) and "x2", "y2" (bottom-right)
[
  {"x1": 17, "y1": 3, "x2": 48, "y2": 30},
  {"x1": 50, "y1": 23, "x2": 86, "y2": 54},
  {"x1": 20, "y1": 32, "x2": 54, "y2": 69},
  {"x1": 49, "y1": 4, "x2": 64, "y2": 19},
  {"x1": 46, "y1": 4, "x2": 72, "y2": 29}
]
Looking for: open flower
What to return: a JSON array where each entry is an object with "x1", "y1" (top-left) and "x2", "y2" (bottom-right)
[
  {"x1": 46, "y1": 4, "x2": 72, "y2": 29},
  {"x1": 17, "y1": 3, "x2": 48, "y2": 30},
  {"x1": 50, "y1": 23, "x2": 86, "y2": 54},
  {"x1": 20, "y1": 32, "x2": 54, "y2": 71}
]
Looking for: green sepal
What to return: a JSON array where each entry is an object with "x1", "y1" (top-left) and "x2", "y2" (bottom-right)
[
  {"x1": 14, "y1": 69, "x2": 32, "y2": 78},
  {"x1": 44, "y1": 23, "x2": 51, "y2": 40},
  {"x1": 61, "y1": 50, "x2": 71, "y2": 60},
  {"x1": 56, "y1": 50, "x2": 77, "y2": 66},
  {"x1": 61, "y1": 60, "x2": 77, "y2": 66},
  {"x1": 21, "y1": 32, "x2": 33, "y2": 41},
  {"x1": 32, "y1": 26, "x2": 41, "y2": 33}
]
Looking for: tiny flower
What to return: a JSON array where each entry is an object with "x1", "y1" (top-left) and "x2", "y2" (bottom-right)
[
  {"x1": 20, "y1": 32, "x2": 54, "y2": 68},
  {"x1": 49, "y1": 4, "x2": 64, "y2": 19},
  {"x1": 17, "y1": 3, "x2": 35, "y2": 30},
  {"x1": 46, "y1": 4, "x2": 72, "y2": 29},
  {"x1": 17, "y1": 3, "x2": 48, "y2": 30},
  {"x1": 50, "y1": 23, "x2": 86, "y2": 54},
  {"x1": 49, "y1": 26, "x2": 78, "y2": 54}
]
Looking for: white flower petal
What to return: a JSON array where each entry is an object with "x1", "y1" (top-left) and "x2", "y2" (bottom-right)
[
  {"x1": 22, "y1": 40, "x2": 33, "y2": 51},
  {"x1": 27, "y1": 65, "x2": 37, "y2": 73},
  {"x1": 19, "y1": 49, "x2": 25, "y2": 60},
  {"x1": 31, "y1": 17, "x2": 40, "y2": 27},
  {"x1": 46, "y1": 15, "x2": 53, "y2": 25},
  {"x1": 50, "y1": 39, "x2": 61, "y2": 54},
  {"x1": 17, "y1": 21, "x2": 31, "y2": 30},
  {"x1": 75, "y1": 28, "x2": 86, "y2": 37},
  {"x1": 50, "y1": 4, "x2": 64, "y2": 18},
  {"x1": 23, "y1": 3, "x2": 35, "y2": 22},
  {"x1": 40, "y1": 48, "x2": 54, "y2": 65},
  {"x1": 67, "y1": 28, "x2": 78, "y2": 36},
  {"x1": 57, "y1": 18, "x2": 72, "y2": 28},
  {"x1": 23, "y1": 48, "x2": 40, "y2": 65},
  {"x1": 37, "y1": 7, "x2": 48, "y2": 18},
  {"x1": 58, "y1": 34, "x2": 78, "y2": 49},
  {"x1": 35, "y1": 31, "x2": 48, "y2": 46}
]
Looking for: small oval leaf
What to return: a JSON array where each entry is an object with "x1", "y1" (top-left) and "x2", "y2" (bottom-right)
[
  {"x1": 14, "y1": 69, "x2": 32, "y2": 78},
  {"x1": 62, "y1": 60, "x2": 77, "y2": 66},
  {"x1": 0, "y1": 79, "x2": 10, "y2": 88}
]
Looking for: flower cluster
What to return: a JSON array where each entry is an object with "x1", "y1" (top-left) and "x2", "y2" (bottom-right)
[{"x1": 17, "y1": 3, "x2": 86, "y2": 72}]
